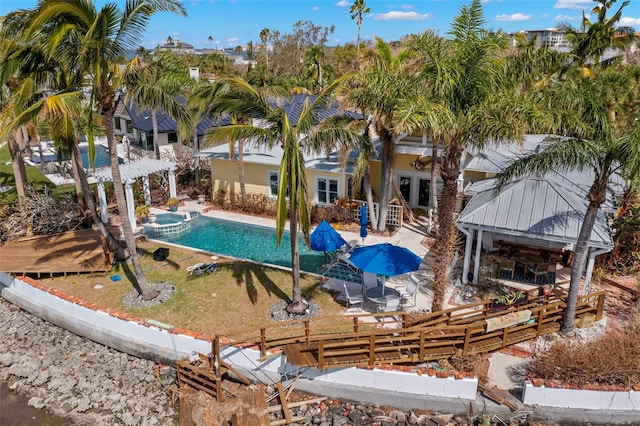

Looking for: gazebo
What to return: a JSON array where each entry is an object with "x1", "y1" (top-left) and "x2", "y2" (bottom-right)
[
  {"x1": 457, "y1": 174, "x2": 614, "y2": 293},
  {"x1": 93, "y1": 158, "x2": 177, "y2": 231}
]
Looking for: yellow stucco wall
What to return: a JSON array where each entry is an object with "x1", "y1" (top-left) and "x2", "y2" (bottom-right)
[{"x1": 211, "y1": 159, "x2": 276, "y2": 197}]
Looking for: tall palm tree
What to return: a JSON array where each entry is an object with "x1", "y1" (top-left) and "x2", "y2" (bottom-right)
[
  {"x1": 342, "y1": 37, "x2": 420, "y2": 232},
  {"x1": 303, "y1": 45, "x2": 327, "y2": 92},
  {"x1": 559, "y1": 0, "x2": 632, "y2": 77},
  {"x1": 25, "y1": 0, "x2": 187, "y2": 300},
  {"x1": 259, "y1": 28, "x2": 270, "y2": 69},
  {"x1": 119, "y1": 53, "x2": 192, "y2": 160},
  {"x1": 349, "y1": 0, "x2": 370, "y2": 54},
  {"x1": 406, "y1": 0, "x2": 537, "y2": 311},
  {"x1": 497, "y1": 67, "x2": 640, "y2": 333},
  {"x1": 202, "y1": 76, "x2": 364, "y2": 312}
]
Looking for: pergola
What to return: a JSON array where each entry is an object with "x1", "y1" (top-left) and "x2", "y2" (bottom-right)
[
  {"x1": 457, "y1": 174, "x2": 613, "y2": 294},
  {"x1": 93, "y1": 158, "x2": 177, "y2": 231}
]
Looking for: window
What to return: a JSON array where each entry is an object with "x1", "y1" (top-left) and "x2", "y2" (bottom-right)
[
  {"x1": 126, "y1": 120, "x2": 133, "y2": 135},
  {"x1": 317, "y1": 177, "x2": 339, "y2": 204},
  {"x1": 168, "y1": 132, "x2": 178, "y2": 144},
  {"x1": 268, "y1": 171, "x2": 279, "y2": 198},
  {"x1": 114, "y1": 118, "x2": 122, "y2": 132}
]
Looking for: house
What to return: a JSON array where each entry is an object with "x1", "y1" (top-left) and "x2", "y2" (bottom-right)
[{"x1": 112, "y1": 94, "x2": 230, "y2": 159}]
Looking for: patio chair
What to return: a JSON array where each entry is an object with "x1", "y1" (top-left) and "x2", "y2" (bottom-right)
[
  {"x1": 343, "y1": 282, "x2": 364, "y2": 310},
  {"x1": 498, "y1": 258, "x2": 515, "y2": 279},
  {"x1": 528, "y1": 263, "x2": 550, "y2": 284},
  {"x1": 400, "y1": 275, "x2": 419, "y2": 307},
  {"x1": 362, "y1": 272, "x2": 378, "y2": 290},
  {"x1": 379, "y1": 295, "x2": 402, "y2": 313}
]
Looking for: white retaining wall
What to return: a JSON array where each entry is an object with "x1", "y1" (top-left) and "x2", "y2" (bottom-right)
[
  {"x1": 0, "y1": 273, "x2": 478, "y2": 401},
  {"x1": 523, "y1": 382, "x2": 639, "y2": 411}
]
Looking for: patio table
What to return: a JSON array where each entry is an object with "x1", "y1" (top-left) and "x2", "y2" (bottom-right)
[
  {"x1": 365, "y1": 286, "x2": 401, "y2": 305},
  {"x1": 515, "y1": 254, "x2": 543, "y2": 279}
]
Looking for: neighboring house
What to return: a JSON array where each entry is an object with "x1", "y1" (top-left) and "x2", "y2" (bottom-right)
[
  {"x1": 156, "y1": 39, "x2": 196, "y2": 55},
  {"x1": 112, "y1": 94, "x2": 230, "y2": 159}
]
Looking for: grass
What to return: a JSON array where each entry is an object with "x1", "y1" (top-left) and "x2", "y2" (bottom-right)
[{"x1": 37, "y1": 240, "x2": 351, "y2": 337}]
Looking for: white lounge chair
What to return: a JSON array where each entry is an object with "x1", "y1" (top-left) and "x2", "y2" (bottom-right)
[
  {"x1": 335, "y1": 252, "x2": 360, "y2": 274},
  {"x1": 343, "y1": 282, "x2": 364, "y2": 310}
]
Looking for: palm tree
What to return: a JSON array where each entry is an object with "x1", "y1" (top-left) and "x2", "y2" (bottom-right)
[
  {"x1": 496, "y1": 67, "x2": 640, "y2": 333},
  {"x1": 26, "y1": 0, "x2": 187, "y2": 300},
  {"x1": 342, "y1": 37, "x2": 420, "y2": 232},
  {"x1": 349, "y1": 0, "x2": 370, "y2": 54},
  {"x1": 202, "y1": 76, "x2": 364, "y2": 312},
  {"x1": 119, "y1": 53, "x2": 192, "y2": 160},
  {"x1": 303, "y1": 45, "x2": 327, "y2": 92},
  {"x1": 259, "y1": 28, "x2": 270, "y2": 69},
  {"x1": 406, "y1": 0, "x2": 536, "y2": 311},
  {"x1": 559, "y1": 0, "x2": 632, "y2": 77}
]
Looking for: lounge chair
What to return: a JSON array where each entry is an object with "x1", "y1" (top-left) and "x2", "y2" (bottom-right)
[
  {"x1": 335, "y1": 252, "x2": 360, "y2": 274},
  {"x1": 187, "y1": 262, "x2": 217, "y2": 276},
  {"x1": 343, "y1": 282, "x2": 364, "y2": 310}
]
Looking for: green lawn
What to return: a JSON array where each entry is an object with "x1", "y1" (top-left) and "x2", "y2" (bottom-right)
[{"x1": 38, "y1": 240, "x2": 352, "y2": 338}]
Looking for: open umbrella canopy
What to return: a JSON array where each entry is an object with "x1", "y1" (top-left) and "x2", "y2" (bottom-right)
[
  {"x1": 348, "y1": 243, "x2": 422, "y2": 277},
  {"x1": 310, "y1": 220, "x2": 347, "y2": 253}
]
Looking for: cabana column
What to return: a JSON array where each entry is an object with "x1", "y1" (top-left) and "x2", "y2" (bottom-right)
[{"x1": 97, "y1": 179, "x2": 108, "y2": 223}]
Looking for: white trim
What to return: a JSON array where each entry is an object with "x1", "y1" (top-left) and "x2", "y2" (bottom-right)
[
  {"x1": 315, "y1": 175, "x2": 340, "y2": 205},
  {"x1": 267, "y1": 170, "x2": 279, "y2": 198}
]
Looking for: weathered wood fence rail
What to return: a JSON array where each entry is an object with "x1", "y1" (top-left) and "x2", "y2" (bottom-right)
[{"x1": 223, "y1": 288, "x2": 605, "y2": 370}]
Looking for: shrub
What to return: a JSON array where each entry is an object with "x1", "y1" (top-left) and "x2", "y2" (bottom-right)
[
  {"x1": 526, "y1": 327, "x2": 640, "y2": 387},
  {"x1": 166, "y1": 197, "x2": 180, "y2": 207}
]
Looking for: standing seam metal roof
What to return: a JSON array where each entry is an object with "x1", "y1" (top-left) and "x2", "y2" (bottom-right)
[{"x1": 93, "y1": 158, "x2": 176, "y2": 183}]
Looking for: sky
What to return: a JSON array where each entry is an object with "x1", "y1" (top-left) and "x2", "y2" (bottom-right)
[{"x1": 1, "y1": 0, "x2": 639, "y2": 50}]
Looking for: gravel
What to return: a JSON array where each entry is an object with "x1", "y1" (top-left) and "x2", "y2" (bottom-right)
[{"x1": 121, "y1": 282, "x2": 177, "y2": 308}]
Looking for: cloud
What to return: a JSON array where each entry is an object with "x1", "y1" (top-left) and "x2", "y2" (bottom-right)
[
  {"x1": 553, "y1": 0, "x2": 592, "y2": 11},
  {"x1": 372, "y1": 11, "x2": 431, "y2": 21},
  {"x1": 554, "y1": 14, "x2": 579, "y2": 21},
  {"x1": 312, "y1": 6, "x2": 320, "y2": 11},
  {"x1": 336, "y1": 0, "x2": 349, "y2": 6},
  {"x1": 226, "y1": 37, "x2": 239, "y2": 44},
  {"x1": 620, "y1": 16, "x2": 640, "y2": 26},
  {"x1": 401, "y1": 4, "x2": 413, "y2": 10},
  {"x1": 494, "y1": 13, "x2": 532, "y2": 22}
]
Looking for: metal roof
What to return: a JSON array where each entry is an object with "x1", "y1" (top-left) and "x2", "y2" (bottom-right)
[
  {"x1": 93, "y1": 158, "x2": 176, "y2": 183},
  {"x1": 458, "y1": 176, "x2": 613, "y2": 248}
]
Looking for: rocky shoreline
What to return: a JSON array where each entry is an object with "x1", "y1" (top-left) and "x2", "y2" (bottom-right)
[{"x1": 0, "y1": 298, "x2": 178, "y2": 425}]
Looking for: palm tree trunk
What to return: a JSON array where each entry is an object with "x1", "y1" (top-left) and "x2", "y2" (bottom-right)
[
  {"x1": 430, "y1": 141, "x2": 439, "y2": 212},
  {"x1": 562, "y1": 180, "x2": 607, "y2": 333},
  {"x1": 376, "y1": 130, "x2": 395, "y2": 232},
  {"x1": 363, "y1": 167, "x2": 378, "y2": 231},
  {"x1": 71, "y1": 143, "x2": 124, "y2": 258},
  {"x1": 238, "y1": 139, "x2": 247, "y2": 203},
  {"x1": 104, "y1": 104, "x2": 156, "y2": 300},
  {"x1": 7, "y1": 133, "x2": 27, "y2": 206},
  {"x1": 70, "y1": 150, "x2": 86, "y2": 210},
  {"x1": 287, "y1": 168, "x2": 304, "y2": 313},
  {"x1": 431, "y1": 151, "x2": 461, "y2": 312},
  {"x1": 152, "y1": 110, "x2": 160, "y2": 160}
]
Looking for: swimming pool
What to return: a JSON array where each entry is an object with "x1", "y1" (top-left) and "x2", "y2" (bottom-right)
[
  {"x1": 82, "y1": 146, "x2": 123, "y2": 169},
  {"x1": 152, "y1": 215, "x2": 325, "y2": 273}
]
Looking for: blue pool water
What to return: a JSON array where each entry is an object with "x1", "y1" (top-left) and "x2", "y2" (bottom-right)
[
  {"x1": 82, "y1": 146, "x2": 123, "y2": 169},
  {"x1": 153, "y1": 215, "x2": 326, "y2": 273},
  {"x1": 154, "y1": 213, "x2": 186, "y2": 225}
]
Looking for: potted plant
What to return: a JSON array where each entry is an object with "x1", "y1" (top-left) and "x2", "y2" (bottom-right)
[
  {"x1": 135, "y1": 205, "x2": 150, "y2": 223},
  {"x1": 167, "y1": 197, "x2": 180, "y2": 212}
]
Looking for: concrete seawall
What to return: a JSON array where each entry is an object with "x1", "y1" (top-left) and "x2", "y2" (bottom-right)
[{"x1": 1, "y1": 272, "x2": 638, "y2": 423}]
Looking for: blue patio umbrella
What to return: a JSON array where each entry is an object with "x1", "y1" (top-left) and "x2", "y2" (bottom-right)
[
  {"x1": 310, "y1": 220, "x2": 347, "y2": 263},
  {"x1": 348, "y1": 243, "x2": 422, "y2": 293},
  {"x1": 359, "y1": 204, "x2": 368, "y2": 244}
]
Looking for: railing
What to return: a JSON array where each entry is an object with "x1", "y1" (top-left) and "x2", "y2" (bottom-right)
[
  {"x1": 223, "y1": 289, "x2": 605, "y2": 370},
  {"x1": 353, "y1": 201, "x2": 403, "y2": 229}
]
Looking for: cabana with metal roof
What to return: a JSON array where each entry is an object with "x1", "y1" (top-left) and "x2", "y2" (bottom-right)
[
  {"x1": 457, "y1": 175, "x2": 614, "y2": 293},
  {"x1": 93, "y1": 158, "x2": 177, "y2": 231}
]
